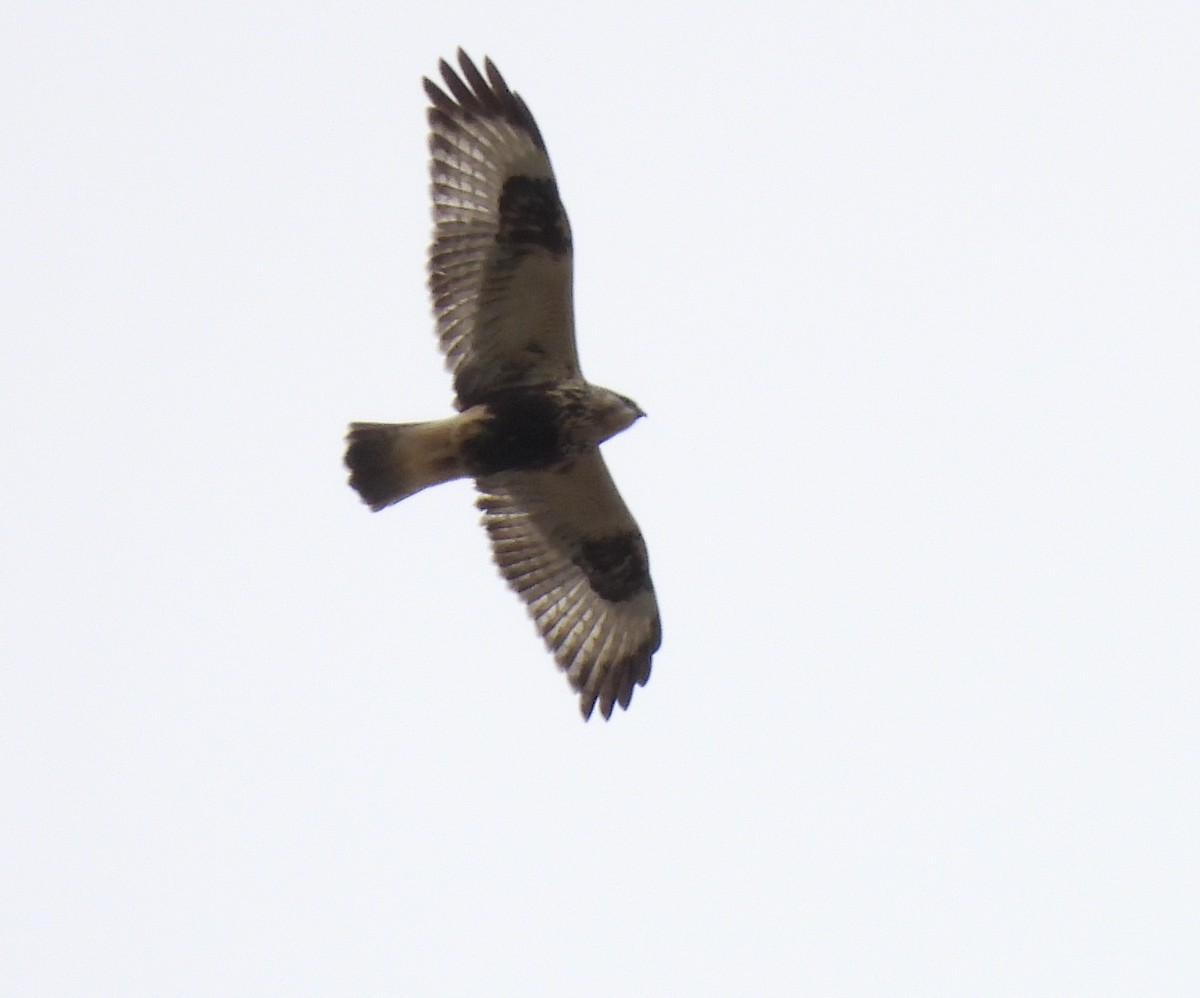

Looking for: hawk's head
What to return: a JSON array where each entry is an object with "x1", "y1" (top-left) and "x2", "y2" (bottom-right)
[{"x1": 573, "y1": 385, "x2": 645, "y2": 446}]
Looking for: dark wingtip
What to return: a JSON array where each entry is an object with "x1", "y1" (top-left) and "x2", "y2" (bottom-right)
[
  {"x1": 577, "y1": 660, "x2": 651, "y2": 721},
  {"x1": 424, "y1": 49, "x2": 548, "y2": 154}
]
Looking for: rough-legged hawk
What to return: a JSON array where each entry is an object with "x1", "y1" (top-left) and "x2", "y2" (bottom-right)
[{"x1": 345, "y1": 50, "x2": 660, "y2": 719}]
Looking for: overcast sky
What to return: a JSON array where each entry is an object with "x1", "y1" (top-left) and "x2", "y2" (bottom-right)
[{"x1": 4, "y1": 1, "x2": 1198, "y2": 993}]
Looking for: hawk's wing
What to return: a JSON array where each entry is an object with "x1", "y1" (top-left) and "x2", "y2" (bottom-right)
[
  {"x1": 425, "y1": 51, "x2": 580, "y2": 409},
  {"x1": 477, "y1": 452, "x2": 661, "y2": 719}
]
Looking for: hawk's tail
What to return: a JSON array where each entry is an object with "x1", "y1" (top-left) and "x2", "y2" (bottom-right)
[{"x1": 345, "y1": 415, "x2": 480, "y2": 511}]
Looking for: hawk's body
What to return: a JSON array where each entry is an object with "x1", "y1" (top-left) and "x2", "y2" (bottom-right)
[{"x1": 345, "y1": 51, "x2": 660, "y2": 719}]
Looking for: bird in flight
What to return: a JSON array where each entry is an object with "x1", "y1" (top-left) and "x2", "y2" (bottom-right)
[{"x1": 345, "y1": 50, "x2": 660, "y2": 719}]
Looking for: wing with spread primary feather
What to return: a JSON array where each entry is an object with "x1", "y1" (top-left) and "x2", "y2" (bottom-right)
[
  {"x1": 476, "y1": 452, "x2": 660, "y2": 719},
  {"x1": 425, "y1": 51, "x2": 581, "y2": 408}
]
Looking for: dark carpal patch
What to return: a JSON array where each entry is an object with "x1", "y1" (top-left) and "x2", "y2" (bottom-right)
[
  {"x1": 496, "y1": 176, "x2": 571, "y2": 256},
  {"x1": 463, "y1": 389, "x2": 565, "y2": 475},
  {"x1": 575, "y1": 534, "x2": 652, "y2": 603}
]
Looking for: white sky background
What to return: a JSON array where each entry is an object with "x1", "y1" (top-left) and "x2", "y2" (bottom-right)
[{"x1": 3, "y1": 1, "x2": 1197, "y2": 993}]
